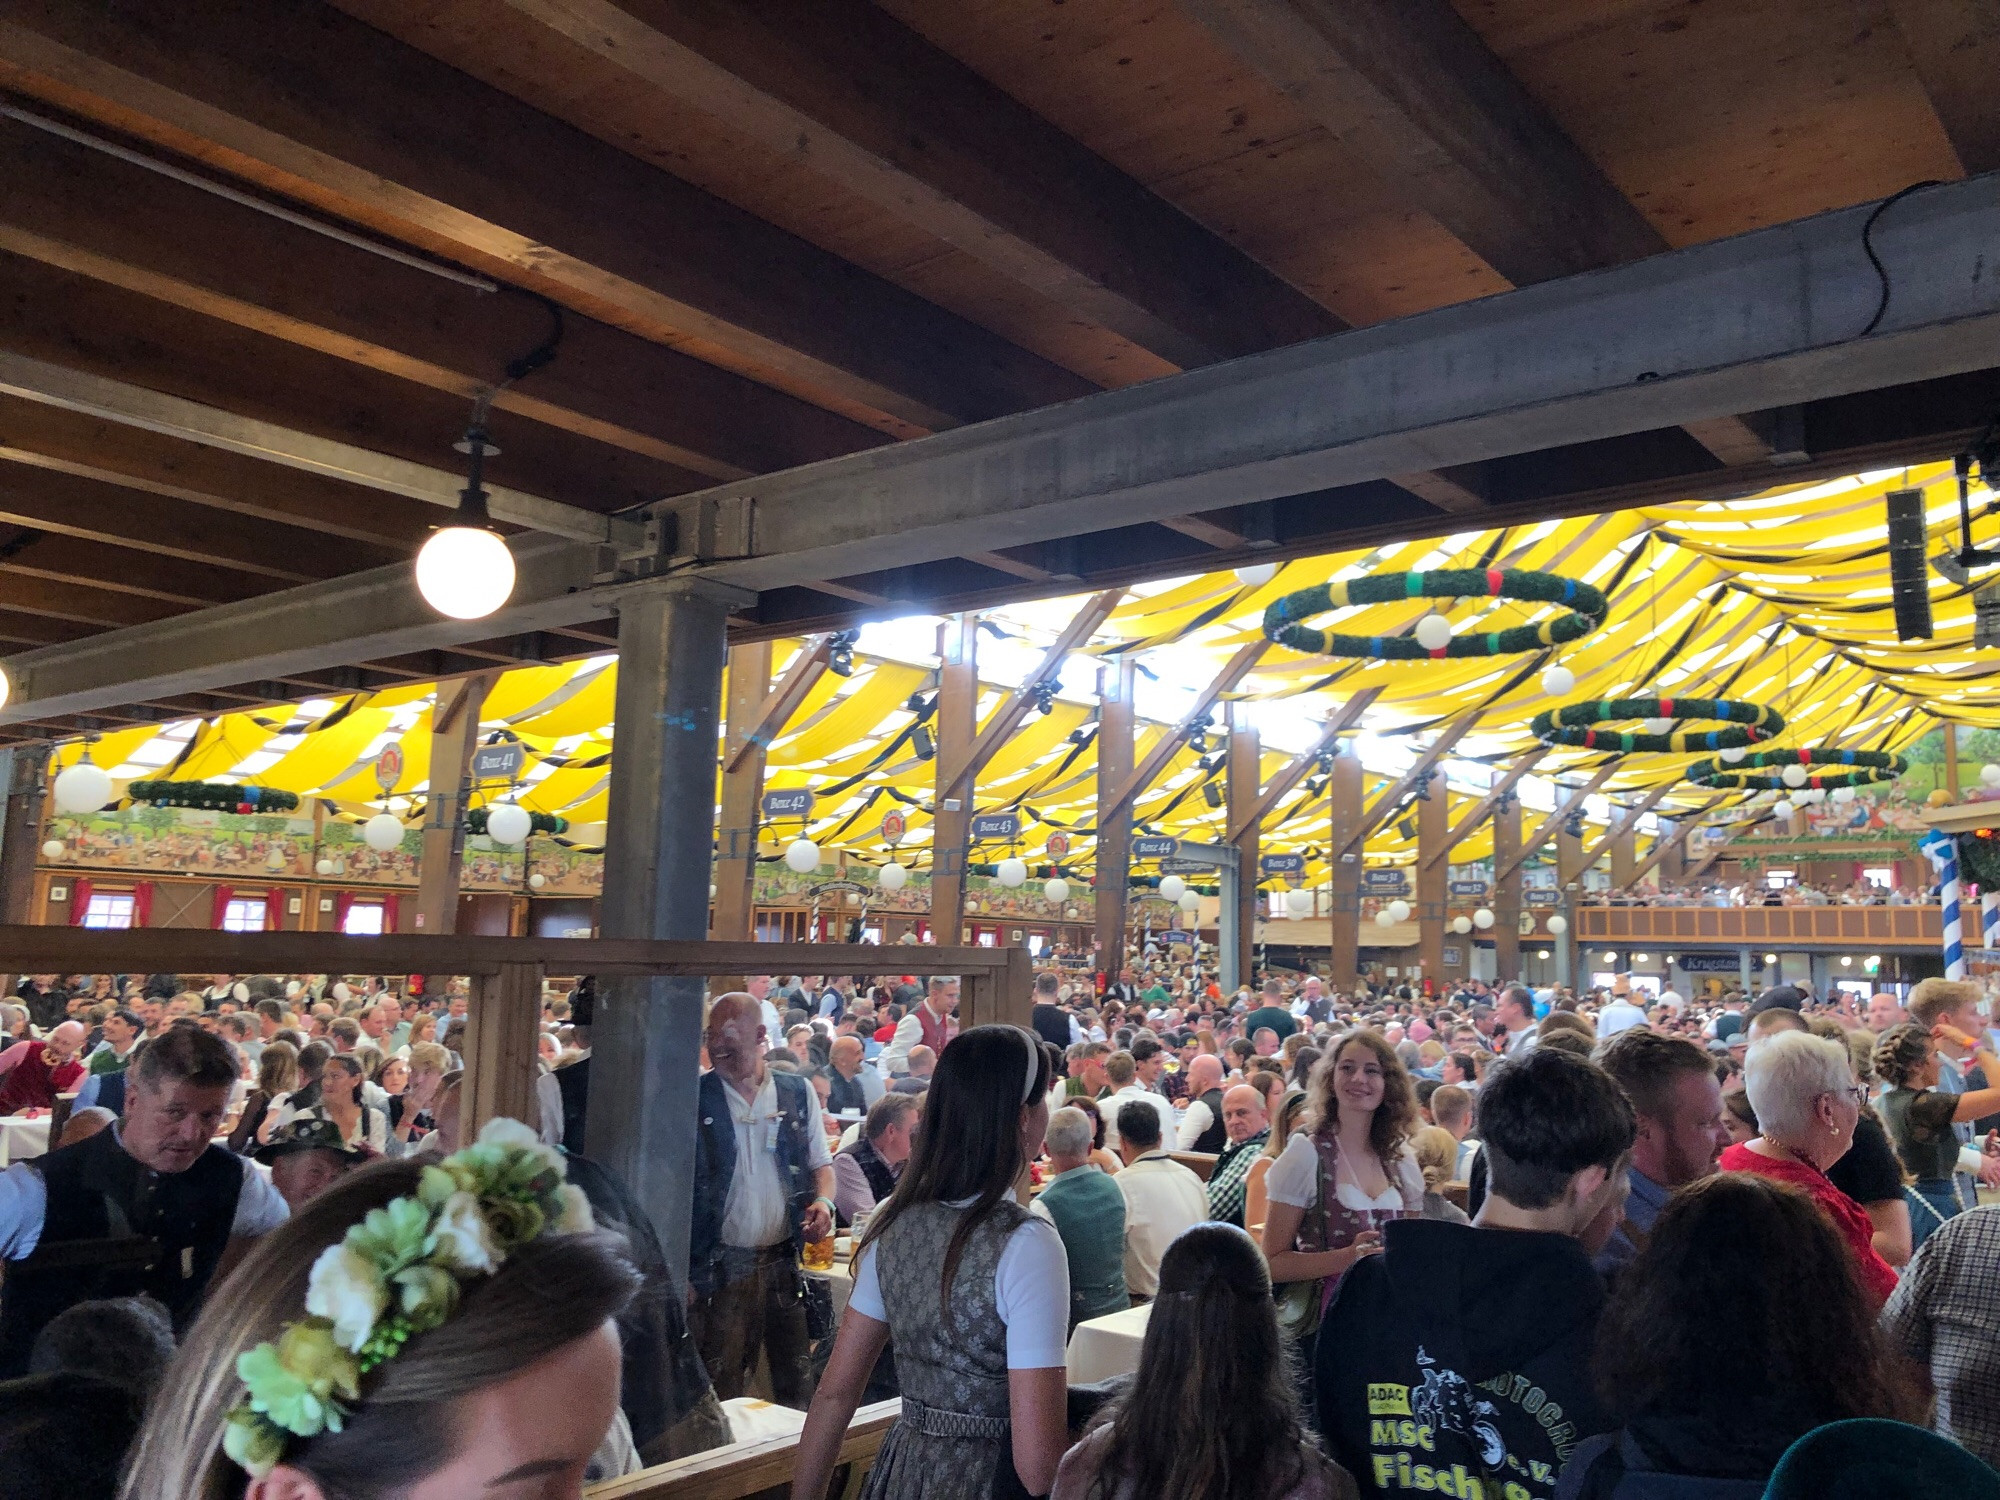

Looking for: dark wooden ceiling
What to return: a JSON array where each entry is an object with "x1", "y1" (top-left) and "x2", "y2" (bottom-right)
[{"x1": 0, "y1": 0, "x2": 1994, "y2": 738}]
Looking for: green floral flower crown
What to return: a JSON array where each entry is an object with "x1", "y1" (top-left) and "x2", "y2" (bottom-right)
[{"x1": 222, "y1": 1118, "x2": 595, "y2": 1478}]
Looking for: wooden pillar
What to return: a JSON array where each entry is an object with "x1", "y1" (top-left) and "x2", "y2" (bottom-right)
[
  {"x1": 1946, "y1": 722, "x2": 1962, "y2": 800},
  {"x1": 0, "y1": 745, "x2": 49, "y2": 926},
  {"x1": 1558, "y1": 823, "x2": 1587, "y2": 983},
  {"x1": 1657, "y1": 816, "x2": 1688, "y2": 887},
  {"x1": 1328, "y1": 750, "x2": 1364, "y2": 989},
  {"x1": 931, "y1": 615, "x2": 978, "y2": 945},
  {"x1": 1093, "y1": 657, "x2": 1136, "y2": 979},
  {"x1": 413, "y1": 674, "x2": 492, "y2": 937},
  {"x1": 1493, "y1": 789, "x2": 1523, "y2": 982},
  {"x1": 463, "y1": 961, "x2": 543, "y2": 1137},
  {"x1": 1417, "y1": 771, "x2": 1448, "y2": 989},
  {"x1": 1610, "y1": 827, "x2": 1639, "y2": 890},
  {"x1": 714, "y1": 641, "x2": 773, "y2": 942},
  {"x1": 1226, "y1": 705, "x2": 1261, "y2": 988},
  {"x1": 963, "y1": 945, "x2": 1035, "y2": 1032}
]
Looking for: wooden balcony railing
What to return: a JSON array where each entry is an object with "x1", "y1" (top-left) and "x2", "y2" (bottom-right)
[{"x1": 1573, "y1": 905, "x2": 1941, "y2": 948}]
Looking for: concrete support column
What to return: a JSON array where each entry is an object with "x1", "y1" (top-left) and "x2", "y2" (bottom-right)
[
  {"x1": 1093, "y1": 658, "x2": 1136, "y2": 980},
  {"x1": 713, "y1": 641, "x2": 773, "y2": 942},
  {"x1": 1328, "y1": 751, "x2": 1364, "y2": 990},
  {"x1": 1417, "y1": 773, "x2": 1448, "y2": 991},
  {"x1": 414, "y1": 673, "x2": 492, "y2": 939},
  {"x1": 1493, "y1": 791, "x2": 1522, "y2": 983},
  {"x1": 931, "y1": 616, "x2": 978, "y2": 946},
  {"x1": 588, "y1": 578, "x2": 743, "y2": 1272},
  {"x1": 1226, "y1": 705, "x2": 1260, "y2": 989}
]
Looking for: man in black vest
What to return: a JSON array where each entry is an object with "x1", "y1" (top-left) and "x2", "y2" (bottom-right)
[
  {"x1": 0, "y1": 1025, "x2": 288, "y2": 1375},
  {"x1": 1030, "y1": 971, "x2": 1077, "y2": 1060},
  {"x1": 830, "y1": 1093, "x2": 916, "y2": 1226},
  {"x1": 1171, "y1": 1054, "x2": 1229, "y2": 1154}
]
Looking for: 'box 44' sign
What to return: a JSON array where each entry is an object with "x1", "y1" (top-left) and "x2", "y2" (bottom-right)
[{"x1": 1133, "y1": 835, "x2": 1178, "y2": 858}]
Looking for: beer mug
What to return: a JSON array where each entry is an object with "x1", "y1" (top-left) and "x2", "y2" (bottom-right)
[{"x1": 801, "y1": 1230, "x2": 836, "y2": 1272}]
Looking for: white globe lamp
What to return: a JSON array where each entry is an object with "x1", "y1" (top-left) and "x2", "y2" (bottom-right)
[
  {"x1": 1234, "y1": 562, "x2": 1279, "y2": 588},
  {"x1": 1284, "y1": 888, "x2": 1313, "y2": 918},
  {"x1": 1546, "y1": 914, "x2": 1568, "y2": 935},
  {"x1": 1158, "y1": 874, "x2": 1186, "y2": 903},
  {"x1": 784, "y1": 838, "x2": 821, "y2": 874},
  {"x1": 363, "y1": 813, "x2": 404, "y2": 852},
  {"x1": 1451, "y1": 915, "x2": 1472, "y2": 934},
  {"x1": 1720, "y1": 746, "x2": 1746, "y2": 764},
  {"x1": 1473, "y1": 907, "x2": 1496, "y2": 930},
  {"x1": 1644, "y1": 718, "x2": 1673, "y2": 736},
  {"x1": 1983, "y1": 764, "x2": 2000, "y2": 787},
  {"x1": 878, "y1": 860, "x2": 909, "y2": 892},
  {"x1": 996, "y1": 856, "x2": 1028, "y2": 888},
  {"x1": 485, "y1": 802, "x2": 532, "y2": 846},
  {"x1": 528, "y1": 872, "x2": 547, "y2": 890},
  {"x1": 1178, "y1": 890, "x2": 1200, "y2": 914},
  {"x1": 1375, "y1": 908, "x2": 1396, "y2": 927},
  {"x1": 1386, "y1": 898, "x2": 1411, "y2": 922},
  {"x1": 1781, "y1": 763, "x2": 1809, "y2": 789},
  {"x1": 315, "y1": 857, "x2": 335, "y2": 877},
  {"x1": 414, "y1": 524, "x2": 515, "y2": 621},
  {"x1": 1043, "y1": 876, "x2": 1069, "y2": 903},
  {"x1": 1771, "y1": 798, "x2": 1795, "y2": 819},
  {"x1": 1831, "y1": 786, "x2": 1856, "y2": 804},
  {"x1": 39, "y1": 839, "x2": 63, "y2": 861},
  {"x1": 1540, "y1": 664, "x2": 1575, "y2": 697},
  {"x1": 1414, "y1": 612, "x2": 1453, "y2": 651},
  {"x1": 52, "y1": 758, "x2": 112, "y2": 816}
]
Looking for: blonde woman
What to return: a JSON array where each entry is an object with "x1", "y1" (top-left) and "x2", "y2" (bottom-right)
[{"x1": 1244, "y1": 1090, "x2": 1306, "y2": 1240}]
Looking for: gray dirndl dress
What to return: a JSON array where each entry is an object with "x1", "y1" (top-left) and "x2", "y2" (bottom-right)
[{"x1": 862, "y1": 1198, "x2": 1027, "y2": 1500}]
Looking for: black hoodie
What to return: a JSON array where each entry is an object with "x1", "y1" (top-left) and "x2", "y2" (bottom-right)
[{"x1": 1316, "y1": 1217, "x2": 1613, "y2": 1500}]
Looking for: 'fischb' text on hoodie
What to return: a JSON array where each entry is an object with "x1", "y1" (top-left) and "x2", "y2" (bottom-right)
[{"x1": 1315, "y1": 1218, "x2": 1613, "y2": 1500}]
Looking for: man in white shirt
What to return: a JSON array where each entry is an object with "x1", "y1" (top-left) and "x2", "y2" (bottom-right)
[
  {"x1": 1098, "y1": 1050, "x2": 1176, "y2": 1153},
  {"x1": 878, "y1": 976, "x2": 958, "y2": 1077},
  {"x1": 1112, "y1": 1099, "x2": 1209, "y2": 1299},
  {"x1": 1595, "y1": 990, "x2": 1649, "y2": 1040},
  {"x1": 744, "y1": 975, "x2": 786, "y2": 1049},
  {"x1": 1494, "y1": 985, "x2": 1538, "y2": 1055}
]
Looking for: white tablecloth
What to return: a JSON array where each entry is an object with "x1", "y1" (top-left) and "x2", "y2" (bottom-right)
[
  {"x1": 0, "y1": 1115, "x2": 50, "y2": 1167},
  {"x1": 718, "y1": 1397, "x2": 808, "y2": 1445},
  {"x1": 1065, "y1": 1303, "x2": 1150, "y2": 1384}
]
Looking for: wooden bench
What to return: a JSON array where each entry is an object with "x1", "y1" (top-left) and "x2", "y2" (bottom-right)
[{"x1": 587, "y1": 1399, "x2": 901, "y2": 1500}]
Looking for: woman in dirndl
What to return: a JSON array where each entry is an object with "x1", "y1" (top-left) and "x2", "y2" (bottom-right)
[{"x1": 792, "y1": 1025, "x2": 1070, "y2": 1500}]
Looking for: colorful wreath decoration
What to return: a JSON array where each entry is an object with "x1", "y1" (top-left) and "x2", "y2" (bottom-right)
[
  {"x1": 1262, "y1": 568, "x2": 1607, "y2": 659},
  {"x1": 1685, "y1": 747, "x2": 1909, "y2": 791},
  {"x1": 464, "y1": 807, "x2": 569, "y2": 837},
  {"x1": 127, "y1": 780, "x2": 301, "y2": 815},
  {"x1": 1531, "y1": 697, "x2": 1784, "y2": 755}
]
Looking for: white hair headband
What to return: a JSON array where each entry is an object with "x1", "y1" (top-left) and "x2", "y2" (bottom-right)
[{"x1": 1018, "y1": 1027, "x2": 1041, "y2": 1103}]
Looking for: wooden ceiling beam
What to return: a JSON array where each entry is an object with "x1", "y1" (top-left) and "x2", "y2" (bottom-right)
[
  {"x1": 0, "y1": 3, "x2": 1094, "y2": 437},
  {"x1": 0, "y1": 532, "x2": 272, "y2": 608},
  {"x1": 0, "y1": 573, "x2": 185, "y2": 630},
  {"x1": 1420, "y1": 747, "x2": 1549, "y2": 870},
  {"x1": 1224, "y1": 687, "x2": 1382, "y2": 843},
  {"x1": 724, "y1": 636, "x2": 835, "y2": 777},
  {"x1": 1620, "y1": 796, "x2": 1731, "y2": 892},
  {"x1": 1491, "y1": 762, "x2": 1619, "y2": 885},
  {"x1": 1575, "y1": 782, "x2": 1677, "y2": 871},
  {"x1": 479, "y1": 0, "x2": 1340, "y2": 368},
  {"x1": 0, "y1": 119, "x2": 884, "y2": 483},
  {"x1": 1101, "y1": 641, "x2": 1271, "y2": 826},
  {"x1": 1340, "y1": 709, "x2": 1482, "y2": 859},
  {"x1": 1889, "y1": 0, "x2": 2000, "y2": 175}
]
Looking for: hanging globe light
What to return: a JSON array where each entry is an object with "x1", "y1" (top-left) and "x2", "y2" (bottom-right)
[
  {"x1": 39, "y1": 839, "x2": 63, "y2": 861},
  {"x1": 1547, "y1": 914, "x2": 1568, "y2": 934},
  {"x1": 1386, "y1": 898, "x2": 1411, "y2": 922},
  {"x1": 415, "y1": 423, "x2": 515, "y2": 620},
  {"x1": 1158, "y1": 874, "x2": 1186, "y2": 903},
  {"x1": 784, "y1": 837, "x2": 820, "y2": 873},
  {"x1": 529, "y1": 872, "x2": 547, "y2": 890},
  {"x1": 485, "y1": 802, "x2": 532, "y2": 846},
  {"x1": 1771, "y1": 798, "x2": 1795, "y2": 819},
  {"x1": 1234, "y1": 562, "x2": 1279, "y2": 588},
  {"x1": 1043, "y1": 876, "x2": 1069, "y2": 903},
  {"x1": 363, "y1": 812, "x2": 405, "y2": 852},
  {"x1": 1540, "y1": 664, "x2": 1575, "y2": 697},
  {"x1": 1473, "y1": 908, "x2": 1496, "y2": 929},
  {"x1": 1983, "y1": 764, "x2": 2000, "y2": 787},
  {"x1": 52, "y1": 756, "x2": 112, "y2": 816},
  {"x1": 315, "y1": 857, "x2": 335, "y2": 877},
  {"x1": 1284, "y1": 888, "x2": 1314, "y2": 917},
  {"x1": 1781, "y1": 763, "x2": 1809, "y2": 788},
  {"x1": 1178, "y1": 890, "x2": 1200, "y2": 914},
  {"x1": 1719, "y1": 746, "x2": 1747, "y2": 764},
  {"x1": 1414, "y1": 612, "x2": 1453, "y2": 651},
  {"x1": 1375, "y1": 908, "x2": 1396, "y2": 927},
  {"x1": 1643, "y1": 717, "x2": 1673, "y2": 736},
  {"x1": 1451, "y1": 915, "x2": 1472, "y2": 934},
  {"x1": 878, "y1": 860, "x2": 909, "y2": 891},
  {"x1": 1831, "y1": 786, "x2": 1857, "y2": 805},
  {"x1": 996, "y1": 856, "x2": 1028, "y2": 888}
]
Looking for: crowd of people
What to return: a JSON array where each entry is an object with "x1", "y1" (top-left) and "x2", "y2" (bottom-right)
[{"x1": 1, "y1": 960, "x2": 1997, "y2": 1497}]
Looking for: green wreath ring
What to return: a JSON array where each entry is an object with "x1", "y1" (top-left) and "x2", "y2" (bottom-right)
[
  {"x1": 1531, "y1": 697, "x2": 1784, "y2": 754},
  {"x1": 465, "y1": 807, "x2": 569, "y2": 837},
  {"x1": 1262, "y1": 568, "x2": 1606, "y2": 659},
  {"x1": 127, "y1": 779, "x2": 301, "y2": 814},
  {"x1": 1685, "y1": 747, "x2": 1909, "y2": 791}
]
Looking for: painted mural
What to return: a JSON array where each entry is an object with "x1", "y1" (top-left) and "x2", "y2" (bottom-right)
[
  {"x1": 750, "y1": 863, "x2": 1097, "y2": 921},
  {"x1": 46, "y1": 807, "x2": 316, "y2": 877}
]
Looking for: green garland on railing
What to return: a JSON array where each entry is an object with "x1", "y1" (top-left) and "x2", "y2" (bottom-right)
[
  {"x1": 1532, "y1": 696, "x2": 1784, "y2": 754},
  {"x1": 466, "y1": 807, "x2": 569, "y2": 836},
  {"x1": 1685, "y1": 747, "x2": 1908, "y2": 791},
  {"x1": 127, "y1": 780, "x2": 300, "y2": 814},
  {"x1": 1262, "y1": 568, "x2": 1606, "y2": 658}
]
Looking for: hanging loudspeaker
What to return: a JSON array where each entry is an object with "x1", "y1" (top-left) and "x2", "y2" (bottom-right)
[{"x1": 1885, "y1": 488, "x2": 1934, "y2": 641}]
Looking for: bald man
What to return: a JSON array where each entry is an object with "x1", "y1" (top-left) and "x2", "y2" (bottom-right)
[
  {"x1": 0, "y1": 1022, "x2": 88, "y2": 1116},
  {"x1": 689, "y1": 993, "x2": 834, "y2": 1406},
  {"x1": 1206, "y1": 1084, "x2": 1271, "y2": 1227},
  {"x1": 1174, "y1": 1053, "x2": 1230, "y2": 1153}
]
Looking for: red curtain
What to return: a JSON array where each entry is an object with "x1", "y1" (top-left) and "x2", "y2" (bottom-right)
[
  {"x1": 132, "y1": 881, "x2": 154, "y2": 929},
  {"x1": 68, "y1": 877, "x2": 92, "y2": 926},
  {"x1": 211, "y1": 884, "x2": 235, "y2": 930},
  {"x1": 381, "y1": 894, "x2": 399, "y2": 935},
  {"x1": 266, "y1": 887, "x2": 287, "y2": 932},
  {"x1": 334, "y1": 891, "x2": 354, "y2": 934}
]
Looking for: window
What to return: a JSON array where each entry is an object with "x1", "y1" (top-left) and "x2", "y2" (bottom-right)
[
  {"x1": 1026, "y1": 934, "x2": 1044, "y2": 957},
  {"x1": 221, "y1": 897, "x2": 266, "y2": 933},
  {"x1": 341, "y1": 901, "x2": 386, "y2": 936},
  {"x1": 80, "y1": 892, "x2": 135, "y2": 929},
  {"x1": 1863, "y1": 867, "x2": 1895, "y2": 890},
  {"x1": 1764, "y1": 868, "x2": 1796, "y2": 891}
]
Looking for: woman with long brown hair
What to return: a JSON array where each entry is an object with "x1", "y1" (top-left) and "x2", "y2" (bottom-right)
[
  {"x1": 227, "y1": 1040, "x2": 298, "y2": 1155},
  {"x1": 1558, "y1": 1173, "x2": 1923, "y2": 1496},
  {"x1": 1260, "y1": 1031, "x2": 1423, "y2": 1380},
  {"x1": 793, "y1": 1026, "x2": 1069, "y2": 1500}
]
